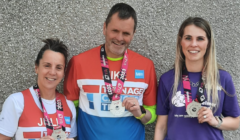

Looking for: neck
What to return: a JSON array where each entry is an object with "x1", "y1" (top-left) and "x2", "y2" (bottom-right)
[
  {"x1": 104, "y1": 45, "x2": 124, "y2": 58},
  {"x1": 38, "y1": 85, "x2": 56, "y2": 100},
  {"x1": 185, "y1": 60, "x2": 203, "y2": 72},
  {"x1": 107, "y1": 56, "x2": 123, "y2": 61}
]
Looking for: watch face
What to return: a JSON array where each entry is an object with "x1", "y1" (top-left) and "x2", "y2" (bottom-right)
[{"x1": 140, "y1": 106, "x2": 146, "y2": 114}]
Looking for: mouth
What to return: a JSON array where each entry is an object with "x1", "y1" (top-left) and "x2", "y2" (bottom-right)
[
  {"x1": 188, "y1": 50, "x2": 199, "y2": 54},
  {"x1": 112, "y1": 41, "x2": 124, "y2": 46},
  {"x1": 46, "y1": 77, "x2": 56, "y2": 81}
]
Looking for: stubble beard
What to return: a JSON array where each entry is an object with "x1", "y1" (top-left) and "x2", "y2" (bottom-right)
[{"x1": 109, "y1": 44, "x2": 127, "y2": 57}]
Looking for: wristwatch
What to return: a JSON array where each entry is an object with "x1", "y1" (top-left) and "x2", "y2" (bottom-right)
[
  {"x1": 136, "y1": 106, "x2": 146, "y2": 119},
  {"x1": 214, "y1": 116, "x2": 223, "y2": 128}
]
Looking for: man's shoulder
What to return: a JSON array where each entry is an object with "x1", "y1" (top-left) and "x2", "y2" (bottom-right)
[
  {"x1": 128, "y1": 49, "x2": 153, "y2": 64},
  {"x1": 74, "y1": 46, "x2": 100, "y2": 58}
]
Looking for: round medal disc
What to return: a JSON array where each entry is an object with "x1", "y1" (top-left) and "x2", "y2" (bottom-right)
[
  {"x1": 110, "y1": 100, "x2": 125, "y2": 116},
  {"x1": 51, "y1": 129, "x2": 66, "y2": 140},
  {"x1": 186, "y1": 101, "x2": 201, "y2": 117}
]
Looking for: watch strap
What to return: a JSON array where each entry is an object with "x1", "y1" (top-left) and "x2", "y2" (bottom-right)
[
  {"x1": 136, "y1": 106, "x2": 146, "y2": 119},
  {"x1": 214, "y1": 116, "x2": 222, "y2": 128},
  {"x1": 136, "y1": 113, "x2": 146, "y2": 119}
]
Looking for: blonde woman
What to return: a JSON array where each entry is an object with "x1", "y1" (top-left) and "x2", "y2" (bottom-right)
[{"x1": 154, "y1": 17, "x2": 240, "y2": 140}]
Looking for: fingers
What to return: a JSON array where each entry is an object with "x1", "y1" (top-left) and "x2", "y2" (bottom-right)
[
  {"x1": 40, "y1": 136, "x2": 54, "y2": 140},
  {"x1": 197, "y1": 107, "x2": 213, "y2": 124},
  {"x1": 122, "y1": 97, "x2": 139, "y2": 110},
  {"x1": 122, "y1": 97, "x2": 142, "y2": 117}
]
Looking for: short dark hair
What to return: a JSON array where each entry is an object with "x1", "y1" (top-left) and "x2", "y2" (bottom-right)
[
  {"x1": 35, "y1": 38, "x2": 68, "y2": 69},
  {"x1": 105, "y1": 3, "x2": 137, "y2": 32}
]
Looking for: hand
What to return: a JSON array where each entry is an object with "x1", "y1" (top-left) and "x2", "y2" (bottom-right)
[
  {"x1": 40, "y1": 136, "x2": 55, "y2": 140},
  {"x1": 122, "y1": 97, "x2": 142, "y2": 117},
  {"x1": 197, "y1": 107, "x2": 218, "y2": 126}
]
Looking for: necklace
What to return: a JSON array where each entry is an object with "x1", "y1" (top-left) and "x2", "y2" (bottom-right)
[{"x1": 190, "y1": 81, "x2": 199, "y2": 87}]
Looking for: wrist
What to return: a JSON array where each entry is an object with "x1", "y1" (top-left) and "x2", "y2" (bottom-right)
[
  {"x1": 213, "y1": 116, "x2": 223, "y2": 128},
  {"x1": 135, "y1": 106, "x2": 146, "y2": 119}
]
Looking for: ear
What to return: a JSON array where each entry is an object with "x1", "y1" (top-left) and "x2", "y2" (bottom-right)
[
  {"x1": 35, "y1": 65, "x2": 38, "y2": 74},
  {"x1": 103, "y1": 22, "x2": 106, "y2": 36}
]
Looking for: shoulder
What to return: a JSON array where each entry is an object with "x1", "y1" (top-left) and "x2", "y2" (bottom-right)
[
  {"x1": 160, "y1": 69, "x2": 175, "y2": 81},
  {"x1": 65, "y1": 98, "x2": 76, "y2": 117},
  {"x1": 73, "y1": 46, "x2": 100, "y2": 59},
  {"x1": 158, "y1": 69, "x2": 175, "y2": 91},
  {"x1": 6, "y1": 92, "x2": 24, "y2": 105},
  {"x1": 68, "y1": 46, "x2": 100, "y2": 66},
  {"x1": 61, "y1": 95, "x2": 75, "y2": 110},
  {"x1": 66, "y1": 98, "x2": 75, "y2": 109},
  {"x1": 1, "y1": 91, "x2": 24, "y2": 116},
  {"x1": 218, "y1": 69, "x2": 232, "y2": 81},
  {"x1": 128, "y1": 49, "x2": 154, "y2": 65}
]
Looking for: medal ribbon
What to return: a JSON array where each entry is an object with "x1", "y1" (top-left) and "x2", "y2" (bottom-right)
[
  {"x1": 182, "y1": 65, "x2": 206, "y2": 109},
  {"x1": 33, "y1": 84, "x2": 66, "y2": 136},
  {"x1": 100, "y1": 44, "x2": 128, "y2": 101}
]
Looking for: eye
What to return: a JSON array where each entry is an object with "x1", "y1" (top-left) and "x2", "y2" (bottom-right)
[
  {"x1": 112, "y1": 29, "x2": 118, "y2": 33},
  {"x1": 197, "y1": 37, "x2": 204, "y2": 41},
  {"x1": 185, "y1": 37, "x2": 191, "y2": 40},
  {"x1": 44, "y1": 64, "x2": 50, "y2": 68},
  {"x1": 123, "y1": 32, "x2": 130, "y2": 36},
  {"x1": 56, "y1": 66, "x2": 63, "y2": 70}
]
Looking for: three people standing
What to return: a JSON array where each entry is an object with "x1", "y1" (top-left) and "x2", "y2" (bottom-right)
[{"x1": 0, "y1": 2, "x2": 239, "y2": 140}]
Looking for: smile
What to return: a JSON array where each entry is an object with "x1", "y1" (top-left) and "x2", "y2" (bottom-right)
[
  {"x1": 112, "y1": 41, "x2": 124, "y2": 46},
  {"x1": 189, "y1": 50, "x2": 199, "y2": 54},
  {"x1": 46, "y1": 77, "x2": 56, "y2": 81}
]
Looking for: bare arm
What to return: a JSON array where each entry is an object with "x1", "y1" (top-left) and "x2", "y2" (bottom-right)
[
  {"x1": 216, "y1": 116, "x2": 240, "y2": 130},
  {"x1": 198, "y1": 107, "x2": 240, "y2": 130},
  {"x1": 0, "y1": 134, "x2": 11, "y2": 140},
  {"x1": 154, "y1": 115, "x2": 168, "y2": 140}
]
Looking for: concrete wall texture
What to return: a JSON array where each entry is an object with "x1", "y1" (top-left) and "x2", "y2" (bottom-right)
[{"x1": 0, "y1": 0, "x2": 239, "y2": 139}]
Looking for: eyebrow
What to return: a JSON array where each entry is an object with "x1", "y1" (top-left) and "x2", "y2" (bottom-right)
[
  {"x1": 183, "y1": 35, "x2": 206, "y2": 38},
  {"x1": 42, "y1": 62, "x2": 64, "y2": 66}
]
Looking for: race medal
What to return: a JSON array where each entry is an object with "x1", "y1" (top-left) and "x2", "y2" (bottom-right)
[
  {"x1": 186, "y1": 101, "x2": 201, "y2": 117},
  {"x1": 110, "y1": 100, "x2": 125, "y2": 116},
  {"x1": 51, "y1": 129, "x2": 66, "y2": 140}
]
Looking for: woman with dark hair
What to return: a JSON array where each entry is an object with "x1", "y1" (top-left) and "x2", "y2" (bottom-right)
[
  {"x1": 0, "y1": 38, "x2": 77, "y2": 140},
  {"x1": 154, "y1": 17, "x2": 240, "y2": 140}
]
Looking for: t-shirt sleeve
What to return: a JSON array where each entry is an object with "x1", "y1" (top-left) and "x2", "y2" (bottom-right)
[
  {"x1": 64, "y1": 56, "x2": 80, "y2": 101},
  {"x1": 67, "y1": 100, "x2": 77, "y2": 138},
  {"x1": 221, "y1": 72, "x2": 240, "y2": 117},
  {"x1": 156, "y1": 75, "x2": 170, "y2": 115},
  {"x1": 0, "y1": 93, "x2": 24, "y2": 137},
  {"x1": 142, "y1": 61, "x2": 157, "y2": 106}
]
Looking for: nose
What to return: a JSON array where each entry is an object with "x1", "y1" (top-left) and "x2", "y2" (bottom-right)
[
  {"x1": 49, "y1": 67, "x2": 56, "y2": 75},
  {"x1": 191, "y1": 39, "x2": 197, "y2": 47},
  {"x1": 116, "y1": 33, "x2": 123, "y2": 41}
]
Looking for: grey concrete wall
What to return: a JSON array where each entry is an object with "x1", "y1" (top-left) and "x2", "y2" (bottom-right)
[{"x1": 0, "y1": 0, "x2": 239, "y2": 139}]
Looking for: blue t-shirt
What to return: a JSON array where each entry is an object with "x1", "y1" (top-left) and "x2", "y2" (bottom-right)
[{"x1": 157, "y1": 69, "x2": 240, "y2": 140}]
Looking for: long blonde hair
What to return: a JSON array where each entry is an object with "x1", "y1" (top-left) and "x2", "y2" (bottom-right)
[{"x1": 173, "y1": 17, "x2": 221, "y2": 112}]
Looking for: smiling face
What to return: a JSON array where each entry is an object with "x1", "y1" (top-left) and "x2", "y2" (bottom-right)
[
  {"x1": 181, "y1": 24, "x2": 209, "y2": 65},
  {"x1": 103, "y1": 12, "x2": 135, "y2": 58},
  {"x1": 35, "y1": 50, "x2": 65, "y2": 92}
]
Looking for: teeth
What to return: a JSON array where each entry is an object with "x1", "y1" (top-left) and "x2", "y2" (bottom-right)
[
  {"x1": 189, "y1": 51, "x2": 198, "y2": 53},
  {"x1": 113, "y1": 41, "x2": 123, "y2": 45},
  {"x1": 46, "y1": 78, "x2": 55, "y2": 81}
]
